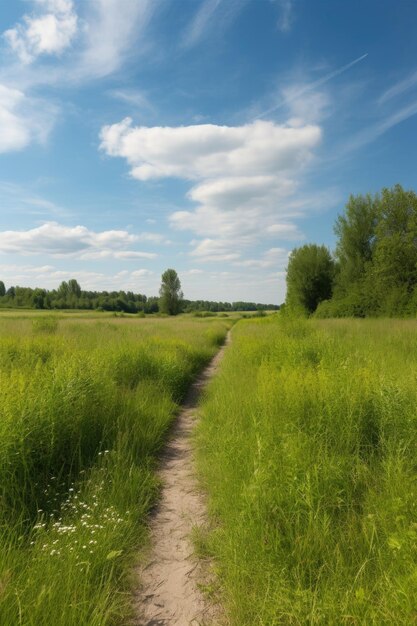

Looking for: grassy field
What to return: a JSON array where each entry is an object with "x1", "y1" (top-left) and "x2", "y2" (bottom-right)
[
  {"x1": 0, "y1": 312, "x2": 230, "y2": 626},
  {"x1": 197, "y1": 316, "x2": 417, "y2": 625}
]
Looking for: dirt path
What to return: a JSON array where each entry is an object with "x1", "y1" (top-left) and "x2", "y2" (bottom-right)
[{"x1": 133, "y1": 332, "x2": 230, "y2": 626}]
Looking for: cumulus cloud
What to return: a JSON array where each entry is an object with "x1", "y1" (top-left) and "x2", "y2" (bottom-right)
[
  {"x1": 100, "y1": 117, "x2": 322, "y2": 266},
  {"x1": 4, "y1": 0, "x2": 78, "y2": 64},
  {"x1": 0, "y1": 84, "x2": 57, "y2": 152},
  {"x1": 0, "y1": 222, "x2": 157, "y2": 259},
  {"x1": 100, "y1": 118, "x2": 320, "y2": 181}
]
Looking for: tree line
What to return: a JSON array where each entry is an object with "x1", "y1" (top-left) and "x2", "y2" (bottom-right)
[
  {"x1": 0, "y1": 271, "x2": 279, "y2": 314},
  {"x1": 286, "y1": 184, "x2": 417, "y2": 317}
]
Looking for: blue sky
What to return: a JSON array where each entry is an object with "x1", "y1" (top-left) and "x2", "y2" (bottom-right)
[{"x1": 0, "y1": 0, "x2": 417, "y2": 304}]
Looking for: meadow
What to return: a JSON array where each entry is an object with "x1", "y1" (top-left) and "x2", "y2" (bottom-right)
[
  {"x1": 0, "y1": 312, "x2": 229, "y2": 626},
  {"x1": 197, "y1": 316, "x2": 417, "y2": 625}
]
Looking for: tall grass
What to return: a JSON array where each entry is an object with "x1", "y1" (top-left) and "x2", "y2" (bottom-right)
[
  {"x1": 0, "y1": 313, "x2": 229, "y2": 625},
  {"x1": 197, "y1": 316, "x2": 417, "y2": 624}
]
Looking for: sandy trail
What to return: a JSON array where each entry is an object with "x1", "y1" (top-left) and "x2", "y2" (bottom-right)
[{"x1": 134, "y1": 332, "x2": 230, "y2": 626}]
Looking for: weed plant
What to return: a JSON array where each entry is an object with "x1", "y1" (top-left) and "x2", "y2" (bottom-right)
[
  {"x1": 197, "y1": 316, "x2": 417, "y2": 625},
  {"x1": 0, "y1": 313, "x2": 229, "y2": 625}
]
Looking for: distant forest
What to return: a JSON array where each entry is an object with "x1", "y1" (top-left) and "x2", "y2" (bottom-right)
[
  {"x1": 0, "y1": 278, "x2": 279, "y2": 314},
  {"x1": 286, "y1": 184, "x2": 417, "y2": 318}
]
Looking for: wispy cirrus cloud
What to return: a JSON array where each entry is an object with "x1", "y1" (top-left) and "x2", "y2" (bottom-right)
[
  {"x1": 342, "y1": 97, "x2": 417, "y2": 153},
  {"x1": 0, "y1": 181, "x2": 71, "y2": 218},
  {"x1": 378, "y1": 68, "x2": 417, "y2": 105},
  {"x1": 2, "y1": 0, "x2": 159, "y2": 85},
  {"x1": 274, "y1": 0, "x2": 295, "y2": 33},
  {"x1": 73, "y1": 0, "x2": 157, "y2": 81},
  {"x1": 0, "y1": 0, "x2": 159, "y2": 152},
  {"x1": 254, "y1": 53, "x2": 368, "y2": 121},
  {"x1": 0, "y1": 84, "x2": 57, "y2": 152},
  {"x1": 181, "y1": 0, "x2": 247, "y2": 49}
]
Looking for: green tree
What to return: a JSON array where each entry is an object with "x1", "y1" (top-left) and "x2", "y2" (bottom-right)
[
  {"x1": 334, "y1": 192, "x2": 378, "y2": 293},
  {"x1": 286, "y1": 244, "x2": 335, "y2": 314},
  {"x1": 159, "y1": 269, "x2": 183, "y2": 315},
  {"x1": 0, "y1": 281, "x2": 5, "y2": 297},
  {"x1": 372, "y1": 185, "x2": 417, "y2": 296},
  {"x1": 67, "y1": 279, "x2": 81, "y2": 297},
  {"x1": 58, "y1": 281, "x2": 69, "y2": 297}
]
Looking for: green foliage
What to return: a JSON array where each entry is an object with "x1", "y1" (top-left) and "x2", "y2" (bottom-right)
[
  {"x1": 0, "y1": 281, "x2": 5, "y2": 297},
  {"x1": 183, "y1": 300, "x2": 279, "y2": 312},
  {"x1": 0, "y1": 313, "x2": 229, "y2": 626},
  {"x1": 334, "y1": 192, "x2": 378, "y2": 295},
  {"x1": 197, "y1": 317, "x2": 417, "y2": 625},
  {"x1": 159, "y1": 268, "x2": 183, "y2": 315},
  {"x1": 0, "y1": 279, "x2": 279, "y2": 314},
  {"x1": 286, "y1": 244, "x2": 335, "y2": 314},
  {"x1": 314, "y1": 184, "x2": 417, "y2": 318},
  {"x1": 372, "y1": 185, "x2": 417, "y2": 302}
]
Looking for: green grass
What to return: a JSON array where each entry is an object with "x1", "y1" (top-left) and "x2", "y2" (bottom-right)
[
  {"x1": 0, "y1": 312, "x2": 230, "y2": 625},
  {"x1": 196, "y1": 316, "x2": 417, "y2": 625}
]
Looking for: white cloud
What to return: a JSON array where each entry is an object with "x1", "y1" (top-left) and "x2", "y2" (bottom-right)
[
  {"x1": 0, "y1": 84, "x2": 57, "y2": 152},
  {"x1": 283, "y1": 86, "x2": 330, "y2": 125},
  {"x1": 342, "y1": 98, "x2": 417, "y2": 153},
  {"x1": 0, "y1": 263, "x2": 158, "y2": 293},
  {"x1": 181, "y1": 266, "x2": 285, "y2": 303},
  {"x1": 266, "y1": 223, "x2": 303, "y2": 238},
  {"x1": 255, "y1": 54, "x2": 367, "y2": 121},
  {"x1": 79, "y1": 250, "x2": 156, "y2": 260},
  {"x1": 108, "y1": 88, "x2": 155, "y2": 113},
  {"x1": 190, "y1": 238, "x2": 242, "y2": 263},
  {"x1": 233, "y1": 247, "x2": 289, "y2": 269},
  {"x1": 379, "y1": 69, "x2": 417, "y2": 105},
  {"x1": 131, "y1": 268, "x2": 153, "y2": 277},
  {"x1": 182, "y1": 0, "x2": 222, "y2": 49},
  {"x1": 100, "y1": 117, "x2": 322, "y2": 266},
  {"x1": 275, "y1": 0, "x2": 294, "y2": 33},
  {"x1": 0, "y1": 222, "x2": 158, "y2": 259},
  {"x1": 2, "y1": 0, "x2": 158, "y2": 86},
  {"x1": 0, "y1": 85, "x2": 30, "y2": 151},
  {"x1": 186, "y1": 268, "x2": 204, "y2": 275},
  {"x1": 100, "y1": 118, "x2": 320, "y2": 181},
  {"x1": 188, "y1": 175, "x2": 297, "y2": 210},
  {"x1": 136, "y1": 232, "x2": 170, "y2": 244},
  {"x1": 73, "y1": 0, "x2": 156, "y2": 80},
  {"x1": 181, "y1": 0, "x2": 246, "y2": 49},
  {"x1": 4, "y1": 0, "x2": 78, "y2": 64}
]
